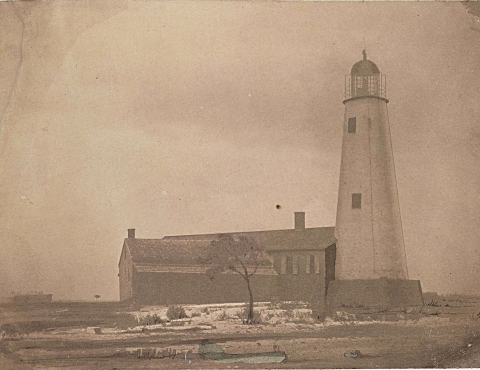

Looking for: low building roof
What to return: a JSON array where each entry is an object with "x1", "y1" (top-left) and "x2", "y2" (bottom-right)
[
  {"x1": 121, "y1": 227, "x2": 336, "y2": 271},
  {"x1": 258, "y1": 227, "x2": 336, "y2": 252},
  {"x1": 163, "y1": 226, "x2": 336, "y2": 252},
  {"x1": 124, "y1": 238, "x2": 213, "y2": 266}
]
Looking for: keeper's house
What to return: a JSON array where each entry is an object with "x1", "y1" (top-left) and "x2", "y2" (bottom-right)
[{"x1": 118, "y1": 212, "x2": 336, "y2": 306}]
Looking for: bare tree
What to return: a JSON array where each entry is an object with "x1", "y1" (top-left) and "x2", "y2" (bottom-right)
[{"x1": 204, "y1": 235, "x2": 270, "y2": 324}]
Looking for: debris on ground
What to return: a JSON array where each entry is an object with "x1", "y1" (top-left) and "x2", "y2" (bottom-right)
[
  {"x1": 344, "y1": 349, "x2": 361, "y2": 358},
  {"x1": 198, "y1": 339, "x2": 286, "y2": 363}
]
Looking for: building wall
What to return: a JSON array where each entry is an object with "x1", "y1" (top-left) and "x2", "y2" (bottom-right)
[
  {"x1": 120, "y1": 245, "x2": 337, "y2": 308},
  {"x1": 326, "y1": 278, "x2": 424, "y2": 310},
  {"x1": 335, "y1": 97, "x2": 408, "y2": 280},
  {"x1": 118, "y1": 246, "x2": 134, "y2": 301},
  {"x1": 131, "y1": 271, "x2": 278, "y2": 305},
  {"x1": 325, "y1": 244, "x2": 336, "y2": 292},
  {"x1": 269, "y1": 249, "x2": 333, "y2": 305},
  {"x1": 277, "y1": 274, "x2": 325, "y2": 303}
]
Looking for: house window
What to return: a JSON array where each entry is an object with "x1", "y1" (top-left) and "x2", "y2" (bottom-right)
[
  {"x1": 305, "y1": 255, "x2": 321, "y2": 274},
  {"x1": 352, "y1": 193, "x2": 362, "y2": 209},
  {"x1": 348, "y1": 117, "x2": 356, "y2": 133},
  {"x1": 306, "y1": 255, "x2": 315, "y2": 274},
  {"x1": 280, "y1": 256, "x2": 287, "y2": 274},
  {"x1": 292, "y1": 256, "x2": 299, "y2": 275},
  {"x1": 286, "y1": 256, "x2": 293, "y2": 274},
  {"x1": 310, "y1": 255, "x2": 316, "y2": 274}
]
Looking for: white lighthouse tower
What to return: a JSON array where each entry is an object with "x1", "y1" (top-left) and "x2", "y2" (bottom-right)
[{"x1": 326, "y1": 51, "x2": 423, "y2": 309}]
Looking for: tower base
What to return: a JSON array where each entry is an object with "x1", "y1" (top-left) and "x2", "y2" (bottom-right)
[{"x1": 325, "y1": 278, "x2": 423, "y2": 312}]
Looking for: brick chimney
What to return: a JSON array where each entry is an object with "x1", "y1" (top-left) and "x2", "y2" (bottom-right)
[
  {"x1": 127, "y1": 228, "x2": 135, "y2": 239},
  {"x1": 294, "y1": 212, "x2": 305, "y2": 231}
]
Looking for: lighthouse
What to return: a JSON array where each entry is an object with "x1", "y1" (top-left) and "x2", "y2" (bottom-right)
[{"x1": 326, "y1": 51, "x2": 423, "y2": 309}]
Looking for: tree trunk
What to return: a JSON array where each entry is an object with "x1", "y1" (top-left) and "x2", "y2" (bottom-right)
[{"x1": 246, "y1": 277, "x2": 254, "y2": 324}]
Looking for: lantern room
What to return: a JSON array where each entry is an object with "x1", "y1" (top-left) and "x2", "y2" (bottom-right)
[{"x1": 344, "y1": 50, "x2": 387, "y2": 101}]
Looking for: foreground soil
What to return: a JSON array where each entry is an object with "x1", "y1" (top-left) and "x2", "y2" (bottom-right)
[{"x1": 1, "y1": 295, "x2": 479, "y2": 369}]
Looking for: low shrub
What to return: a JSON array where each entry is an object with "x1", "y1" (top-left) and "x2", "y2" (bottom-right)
[
  {"x1": 170, "y1": 320, "x2": 185, "y2": 327},
  {"x1": 426, "y1": 299, "x2": 441, "y2": 307},
  {"x1": 201, "y1": 307, "x2": 210, "y2": 315},
  {"x1": 470, "y1": 312, "x2": 480, "y2": 320},
  {"x1": 340, "y1": 301, "x2": 365, "y2": 309},
  {"x1": 139, "y1": 313, "x2": 165, "y2": 326},
  {"x1": 281, "y1": 309, "x2": 294, "y2": 320},
  {"x1": 278, "y1": 301, "x2": 304, "y2": 310},
  {"x1": 263, "y1": 312, "x2": 275, "y2": 322},
  {"x1": 166, "y1": 305, "x2": 188, "y2": 320},
  {"x1": 218, "y1": 310, "x2": 228, "y2": 321},
  {"x1": 423, "y1": 291, "x2": 444, "y2": 304},
  {"x1": 267, "y1": 298, "x2": 280, "y2": 310},
  {"x1": 294, "y1": 311, "x2": 312, "y2": 321},
  {"x1": 333, "y1": 311, "x2": 357, "y2": 322},
  {"x1": 235, "y1": 304, "x2": 262, "y2": 324}
]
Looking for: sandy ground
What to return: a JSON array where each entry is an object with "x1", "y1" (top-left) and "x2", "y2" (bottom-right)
[{"x1": 1, "y1": 294, "x2": 480, "y2": 369}]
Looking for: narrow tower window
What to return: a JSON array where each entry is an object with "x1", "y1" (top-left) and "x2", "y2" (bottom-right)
[
  {"x1": 348, "y1": 117, "x2": 356, "y2": 133},
  {"x1": 352, "y1": 193, "x2": 362, "y2": 209}
]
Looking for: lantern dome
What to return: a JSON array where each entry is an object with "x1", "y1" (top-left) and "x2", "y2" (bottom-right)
[{"x1": 351, "y1": 50, "x2": 380, "y2": 76}]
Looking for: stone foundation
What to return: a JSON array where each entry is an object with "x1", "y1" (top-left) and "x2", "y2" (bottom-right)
[{"x1": 325, "y1": 278, "x2": 423, "y2": 312}]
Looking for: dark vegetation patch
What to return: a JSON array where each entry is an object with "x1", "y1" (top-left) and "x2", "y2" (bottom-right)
[
  {"x1": 166, "y1": 305, "x2": 188, "y2": 320},
  {"x1": 1, "y1": 320, "x2": 95, "y2": 336},
  {"x1": 0, "y1": 302, "x2": 137, "y2": 336},
  {"x1": 139, "y1": 313, "x2": 166, "y2": 326}
]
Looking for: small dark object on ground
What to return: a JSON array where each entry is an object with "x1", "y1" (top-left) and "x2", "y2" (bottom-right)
[
  {"x1": 344, "y1": 350, "x2": 361, "y2": 358},
  {"x1": 137, "y1": 347, "x2": 178, "y2": 359},
  {"x1": 198, "y1": 340, "x2": 286, "y2": 363},
  {"x1": 141, "y1": 327, "x2": 151, "y2": 334}
]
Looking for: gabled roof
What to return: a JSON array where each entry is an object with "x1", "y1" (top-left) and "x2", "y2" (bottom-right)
[
  {"x1": 121, "y1": 227, "x2": 336, "y2": 272},
  {"x1": 124, "y1": 238, "x2": 213, "y2": 266},
  {"x1": 122, "y1": 237, "x2": 277, "y2": 275},
  {"x1": 163, "y1": 227, "x2": 336, "y2": 252},
  {"x1": 259, "y1": 227, "x2": 336, "y2": 252}
]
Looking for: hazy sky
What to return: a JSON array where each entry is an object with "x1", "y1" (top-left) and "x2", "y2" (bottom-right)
[{"x1": 0, "y1": 1, "x2": 479, "y2": 300}]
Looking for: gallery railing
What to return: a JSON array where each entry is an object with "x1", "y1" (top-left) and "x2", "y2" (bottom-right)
[{"x1": 345, "y1": 74, "x2": 387, "y2": 100}]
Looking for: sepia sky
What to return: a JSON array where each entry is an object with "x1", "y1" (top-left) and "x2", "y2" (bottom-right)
[{"x1": 0, "y1": 1, "x2": 479, "y2": 301}]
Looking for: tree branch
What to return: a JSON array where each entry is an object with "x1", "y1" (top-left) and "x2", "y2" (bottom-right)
[{"x1": 248, "y1": 264, "x2": 258, "y2": 277}]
